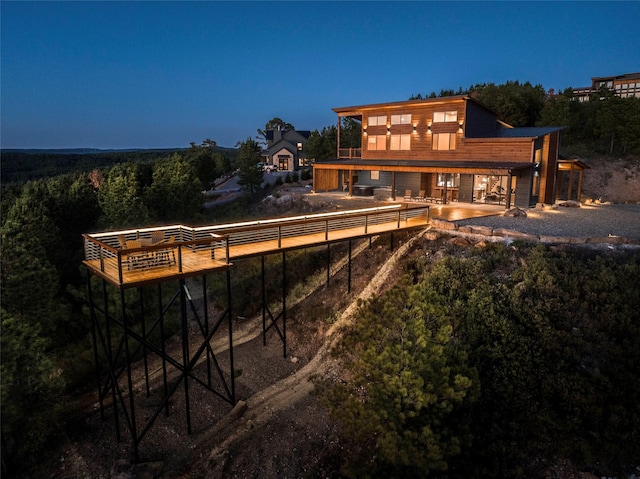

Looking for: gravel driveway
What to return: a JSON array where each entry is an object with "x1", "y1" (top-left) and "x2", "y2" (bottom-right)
[{"x1": 454, "y1": 203, "x2": 640, "y2": 241}]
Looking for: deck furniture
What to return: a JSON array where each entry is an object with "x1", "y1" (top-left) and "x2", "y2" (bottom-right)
[{"x1": 125, "y1": 240, "x2": 150, "y2": 270}]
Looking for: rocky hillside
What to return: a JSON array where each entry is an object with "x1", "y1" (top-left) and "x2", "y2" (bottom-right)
[{"x1": 580, "y1": 155, "x2": 640, "y2": 204}]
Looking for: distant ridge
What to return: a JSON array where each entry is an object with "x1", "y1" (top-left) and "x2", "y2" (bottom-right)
[{"x1": 1, "y1": 147, "x2": 187, "y2": 155}]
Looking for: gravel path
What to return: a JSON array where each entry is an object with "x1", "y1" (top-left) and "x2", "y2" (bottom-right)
[{"x1": 454, "y1": 203, "x2": 640, "y2": 241}]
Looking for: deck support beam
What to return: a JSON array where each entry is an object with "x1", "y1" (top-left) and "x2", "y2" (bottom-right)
[
  {"x1": 86, "y1": 268, "x2": 235, "y2": 462},
  {"x1": 261, "y1": 253, "x2": 288, "y2": 358}
]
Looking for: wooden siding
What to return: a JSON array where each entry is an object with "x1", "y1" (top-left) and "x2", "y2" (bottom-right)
[
  {"x1": 540, "y1": 131, "x2": 559, "y2": 204},
  {"x1": 513, "y1": 168, "x2": 533, "y2": 207},
  {"x1": 352, "y1": 99, "x2": 535, "y2": 164},
  {"x1": 314, "y1": 168, "x2": 339, "y2": 192}
]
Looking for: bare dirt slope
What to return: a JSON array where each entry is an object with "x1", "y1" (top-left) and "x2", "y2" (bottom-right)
[
  {"x1": 49, "y1": 156, "x2": 639, "y2": 479},
  {"x1": 580, "y1": 155, "x2": 640, "y2": 204}
]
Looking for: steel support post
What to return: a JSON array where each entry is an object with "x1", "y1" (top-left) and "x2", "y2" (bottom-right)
[
  {"x1": 282, "y1": 251, "x2": 287, "y2": 358},
  {"x1": 120, "y1": 288, "x2": 139, "y2": 461},
  {"x1": 140, "y1": 288, "x2": 150, "y2": 397},
  {"x1": 348, "y1": 240, "x2": 352, "y2": 294},
  {"x1": 179, "y1": 279, "x2": 192, "y2": 434}
]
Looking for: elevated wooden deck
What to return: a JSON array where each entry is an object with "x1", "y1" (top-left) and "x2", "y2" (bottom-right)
[{"x1": 83, "y1": 205, "x2": 429, "y2": 289}]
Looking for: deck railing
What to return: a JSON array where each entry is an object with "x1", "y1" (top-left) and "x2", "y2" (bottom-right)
[
  {"x1": 338, "y1": 148, "x2": 362, "y2": 158},
  {"x1": 83, "y1": 204, "x2": 429, "y2": 282}
]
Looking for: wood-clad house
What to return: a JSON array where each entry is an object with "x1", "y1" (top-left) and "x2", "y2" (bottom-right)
[{"x1": 312, "y1": 96, "x2": 570, "y2": 208}]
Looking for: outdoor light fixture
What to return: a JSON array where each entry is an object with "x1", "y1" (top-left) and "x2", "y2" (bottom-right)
[{"x1": 458, "y1": 122, "x2": 464, "y2": 132}]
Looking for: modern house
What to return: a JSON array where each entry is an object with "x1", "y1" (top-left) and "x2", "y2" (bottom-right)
[
  {"x1": 263, "y1": 129, "x2": 311, "y2": 171},
  {"x1": 312, "y1": 95, "x2": 579, "y2": 208},
  {"x1": 572, "y1": 72, "x2": 640, "y2": 101}
]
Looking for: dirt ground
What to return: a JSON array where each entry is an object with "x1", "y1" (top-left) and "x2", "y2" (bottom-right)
[
  {"x1": 50, "y1": 211, "x2": 419, "y2": 479},
  {"x1": 47, "y1": 158, "x2": 639, "y2": 479}
]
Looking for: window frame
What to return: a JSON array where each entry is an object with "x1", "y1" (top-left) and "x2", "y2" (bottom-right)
[
  {"x1": 433, "y1": 111, "x2": 458, "y2": 123},
  {"x1": 432, "y1": 132, "x2": 456, "y2": 150},
  {"x1": 367, "y1": 115, "x2": 387, "y2": 127},
  {"x1": 390, "y1": 113, "x2": 412, "y2": 125},
  {"x1": 368, "y1": 134, "x2": 387, "y2": 151},
  {"x1": 390, "y1": 134, "x2": 411, "y2": 150}
]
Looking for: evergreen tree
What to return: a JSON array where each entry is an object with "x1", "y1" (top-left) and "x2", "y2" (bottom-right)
[{"x1": 235, "y1": 138, "x2": 263, "y2": 193}]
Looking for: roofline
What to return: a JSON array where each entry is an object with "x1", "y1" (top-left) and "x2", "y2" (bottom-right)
[
  {"x1": 333, "y1": 95, "x2": 469, "y2": 113},
  {"x1": 333, "y1": 95, "x2": 502, "y2": 123}
]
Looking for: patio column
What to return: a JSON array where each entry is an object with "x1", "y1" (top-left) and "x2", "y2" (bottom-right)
[
  {"x1": 567, "y1": 168, "x2": 574, "y2": 201},
  {"x1": 348, "y1": 169, "x2": 354, "y2": 197},
  {"x1": 505, "y1": 174, "x2": 513, "y2": 209},
  {"x1": 391, "y1": 172, "x2": 396, "y2": 201},
  {"x1": 576, "y1": 169, "x2": 584, "y2": 202}
]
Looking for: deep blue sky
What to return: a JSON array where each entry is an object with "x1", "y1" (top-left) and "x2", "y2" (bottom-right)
[{"x1": 2, "y1": 1, "x2": 639, "y2": 149}]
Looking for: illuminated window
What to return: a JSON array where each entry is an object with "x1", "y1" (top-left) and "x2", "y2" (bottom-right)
[
  {"x1": 433, "y1": 111, "x2": 458, "y2": 123},
  {"x1": 437, "y1": 173, "x2": 460, "y2": 187},
  {"x1": 390, "y1": 134, "x2": 411, "y2": 150},
  {"x1": 368, "y1": 115, "x2": 386, "y2": 126},
  {"x1": 368, "y1": 135, "x2": 386, "y2": 150},
  {"x1": 432, "y1": 133, "x2": 456, "y2": 150},
  {"x1": 370, "y1": 170, "x2": 380, "y2": 180},
  {"x1": 390, "y1": 114, "x2": 412, "y2": 125}
]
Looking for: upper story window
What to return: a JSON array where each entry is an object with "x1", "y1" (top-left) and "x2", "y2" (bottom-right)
[
  {"x1": 432, "y1": 133, "x2": 456, "y2": 150},
  {"x1": 390, "y1": 134, "x2": 411, "y2": 150},
  {"x1": 433, "y1": 111, "x2": 458, "y2": 123},
  {"x1": 368, "y1": 115, "x2": 386, "y2": 127},
  {"x1": 368, "y1": 135, "x2": 386, "y2": 151},
  {"x1": 390, "y1": 114, "x2": 412, "y2": 125}
]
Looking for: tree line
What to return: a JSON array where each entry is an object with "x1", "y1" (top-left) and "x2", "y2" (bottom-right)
[
  {"x1": 0, "y1": 139, "x2": 243, "y2": 474},
  {"x1": 411, "y1": 81, "x2": 640, "y2": 156}
]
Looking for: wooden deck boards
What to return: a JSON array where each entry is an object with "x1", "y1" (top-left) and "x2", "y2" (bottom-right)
[{"x1": 84, "y1": 215, "x2": 428, "y2": 289}]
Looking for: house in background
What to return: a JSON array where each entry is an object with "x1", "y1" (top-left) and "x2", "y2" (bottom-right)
[
  {"x1": 572, "y1": 72, "x2": 640, "y2": 101},
  {"x1": 312, "y1": 95, "x2": 582, "y2": 208},
  {"x1": 263, "y1": 129, "x2": 311, "y2": 172}
]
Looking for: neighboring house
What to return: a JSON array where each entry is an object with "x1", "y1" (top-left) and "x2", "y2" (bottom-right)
[
  {"x1": 263, "y1": 129, "x2": 311, "y2": 172},
  {"x1": 312, "y1": 95, "x2": 581, "y2": 208},
  {"x1": 572, "y1": 72, "x2": 640, "y2": 101}
]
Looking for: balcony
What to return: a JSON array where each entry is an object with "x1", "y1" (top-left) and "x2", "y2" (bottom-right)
[{"x1": 338, "y1": 148, "x2": 361, "y2": 159}]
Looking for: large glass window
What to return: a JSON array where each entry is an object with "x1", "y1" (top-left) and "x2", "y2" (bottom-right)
[
  {"x1": 368, "y1": 135, "x2": 386, "y2": 150},
  {"x1": 390, "y1": 134, "x2": 411, "y2": 150},
  {"x1": 437, "y1": 173, "x2": 460, "y2": 187},
  {"x1": 432, "y1": 133, "x2": 456, "y2": 150},
  {"x1": 368, "y1": 115, "x2": 386, "y2": 126},
  {"x1": 433, "y1": 111, "x2": 458, "y2": 123},
  {"x1": 390, "y1": 114, "x2": 412, "y2": 125}
]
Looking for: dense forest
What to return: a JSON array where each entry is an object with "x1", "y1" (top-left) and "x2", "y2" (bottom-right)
[
  {"x1": 321, "y1": 241, "x2": 640, "y2": 478},
  {"x1": 1, "y1": 82, "x2": 639, "y2": 477}
]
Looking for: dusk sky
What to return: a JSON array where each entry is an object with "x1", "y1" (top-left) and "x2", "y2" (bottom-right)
[{"x1": 2, "y1": 1, "x2": 639, "y2": 150}]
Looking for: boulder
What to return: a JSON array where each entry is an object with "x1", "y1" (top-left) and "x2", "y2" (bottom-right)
[
  {"x1": 503, "y1": 207, "x2": 528, "y2": 217},
  {"x1": 558, "y1": 200, "x2": 581, "y2": 208},
  {"x1": 469, "y1": 225, "x2": 493, "y2": 236},
  {"x1": 448, "y1": 236, "x2": 472, "y2": 247},
  {"x1": 586, "y1": 236, "x2": 627, "y2": 245},
  {"x1": 492, "y1": 229, "x2": 538, "y2": 242},
  {"x1": 431, "y1": 218, "x2": 457, "y2": 230}
]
